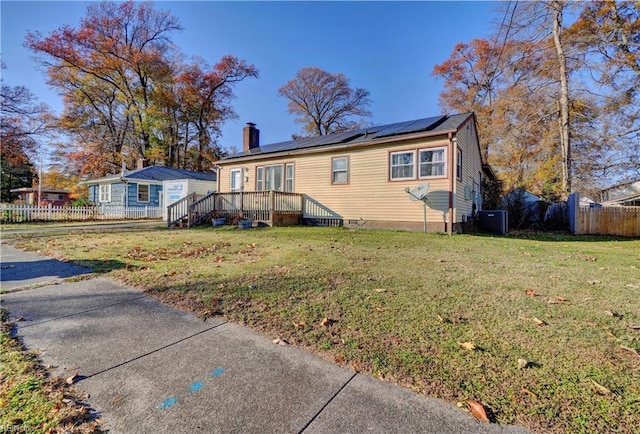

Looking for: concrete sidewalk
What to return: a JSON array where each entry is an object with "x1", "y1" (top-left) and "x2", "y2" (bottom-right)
[{"x1": 0, "y1": 243, "x2": 529, "y2": 433}]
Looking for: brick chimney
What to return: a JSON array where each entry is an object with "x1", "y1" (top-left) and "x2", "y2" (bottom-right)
[{"x1": 243, "y1": 122, "x2": 260, "y2": 153}]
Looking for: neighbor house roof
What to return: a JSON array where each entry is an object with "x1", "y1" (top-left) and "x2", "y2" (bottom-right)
[
  {"x1": 10, "y1": 187, "x2": 70, "y2": 194},
  {"x1": 83, "y1": 166, "x2": 217, "y2": 185},
  {"x1": 221, "y1": 112, "x2": 475, "y2": 163}
]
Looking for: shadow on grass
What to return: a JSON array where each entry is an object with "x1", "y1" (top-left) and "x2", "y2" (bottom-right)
[
  {"x1": 68, "y1": 259, "x2": 127, "y2": 274},
  {"x1": 471, "y1": 231, "x2": 638, "y2": 242}
]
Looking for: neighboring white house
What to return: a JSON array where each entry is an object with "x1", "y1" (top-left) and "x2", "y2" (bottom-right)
[{"x1": 84, "y1": 165, "x2": 217, "y2": 217}]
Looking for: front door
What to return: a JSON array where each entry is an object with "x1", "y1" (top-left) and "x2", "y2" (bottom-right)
[{"x1": 230, "y1": 169, "x2": 243, "y2": 210}]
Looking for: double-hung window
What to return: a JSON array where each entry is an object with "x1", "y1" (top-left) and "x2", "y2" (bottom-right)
[
  {"x1": 390, "y1": 151, "x2": 415, "y2": 180},
  {"x1": 99, "y1": 184, "x2": 111, "y2": 203},
  {"x1": 256, "y1": 167, "x2": 264, "y2": 191},
  {"x1": 456, "y1": 148, "x2": 463, "y2": 180},
  {"x1": 137, "y1": 184, "x2": 149, "y2": 202},
  {"x1": 419, "y1": 148, "x2": 446, "y2": 178},
  {"x1": 332, "y1": 157, "x2": 349, "y2": 184},
  {"x1": 285, "y1": 163, "x2": 294, "y2": 192}
]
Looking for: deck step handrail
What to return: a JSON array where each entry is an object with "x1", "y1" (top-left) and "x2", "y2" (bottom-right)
[
  {"x1": 189, "y1": 192, "x2": 218, "y2": 227},
  {"x1": 167, "y1": 192, "x2": 203, "y2": 227}
]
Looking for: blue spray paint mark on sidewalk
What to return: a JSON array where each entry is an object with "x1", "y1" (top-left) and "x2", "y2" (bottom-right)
[
  {"x1": 190, "y1": 381, "x2": 204, "y2": 392},
  {"x1": 159, "y1": 366, "x2": 224, "y2": 410},
  {"x1": 160, "y1": 396, "x2": 178, "y2": 409}
]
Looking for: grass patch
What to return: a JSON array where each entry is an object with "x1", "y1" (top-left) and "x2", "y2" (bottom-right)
[
  {"x1": 9, "y1": 226, "x2": 640, "y2": 433},
  {"x1": 0, "y1": 309, "x2": 102, "y2": 433}
]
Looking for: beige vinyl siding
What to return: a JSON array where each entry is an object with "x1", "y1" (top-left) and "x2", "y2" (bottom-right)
[
  {"x1": 219, "y1": 136, "x2": 453, "y2": 224},
  {"x1": 454, "y1": 119, "x2": 483, "y2": 221}
]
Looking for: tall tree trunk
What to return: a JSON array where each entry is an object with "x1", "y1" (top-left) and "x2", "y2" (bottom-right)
[{"x1": 552, "y1": 1, "x2": 571, "y2": 197}]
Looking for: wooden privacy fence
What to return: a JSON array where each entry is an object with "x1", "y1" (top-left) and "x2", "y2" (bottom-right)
[
  {"x1": 1, "y1": 204, "x2": 162, "y2": 223},
  {"x1": 576, "y1": 206, "x2": 640, "y2": 237}
]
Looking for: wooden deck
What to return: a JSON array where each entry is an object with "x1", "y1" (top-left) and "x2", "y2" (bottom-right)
[{"x1": 167, "y1": 191, "x2": 304, "y2": 228}]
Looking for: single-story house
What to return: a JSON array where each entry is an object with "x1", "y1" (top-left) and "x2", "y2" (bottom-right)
[
  {"x1": 10, "y1": 187, "x2": 72, "y2": 206},
  {"x1": 600, "y1": 180, "x2": 640, "y2": 206},
  {"x1": 216, "y1": 112, "x2": 491, "y2": 232},
  {"x1": 84, "y1": 164, "x2": 217, "y2": 210}
]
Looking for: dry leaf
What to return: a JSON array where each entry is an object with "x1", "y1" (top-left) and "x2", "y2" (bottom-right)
[
  {"x1": 272, "y1": 338, "x2": 289, "y2": 346},
  {"x1": 66, "y1": 373, "x2": 79, "y2": 385},
  {"x1": 373, "y1": 288, "x2": 387, "y2": 293},
  {"x1": 629, "y1": 325, "x2": 640, "y2": 330},
  {"x1": 620, "y1": 345, "x2": 640, "y2": 358},
  {"x1": 335, "y1": 355, "x2": 345, "y2": 364},
  {"x1": 587, "y1": 280, "x2": 600, "y2": 285},
  {"x1": 456, "y1": 401, "x2": 466, "y2": 408},
  {"x1": 458, "y1": 341, "x2": 476, "y2": 351},
  {"x1": 523, "y1": 251, "x2": 531, "y2": 256},
  {"x1": 532, "y1": 317, "x2": 547, "y2": 326},
  {"x1": 467, "y1": 401, "x2": 490, "y2": 422},
  {"x1": 554, "y1": 296, "x2": 566, "y2": 302},
  {"x1": 581, "y1": 255, "x2": 597, "y2": 262},
  {"x1": 320, "y1": 317, "x2": 330, "y2": 327},
  {"x1": 525, "y1": 289, "x2": 536, "y2": 297},
  {"x1": 521, "y1": 387, "x2": 538, "y2": 399},
  {"x1": 517, "y1": 358, "x2": 529, "y2": 369},
  {"x1": 590, "y1": 379, "x2": 611, "y2": 395}
]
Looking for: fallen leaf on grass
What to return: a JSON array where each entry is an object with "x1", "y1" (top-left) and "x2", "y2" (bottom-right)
[
  {"x1": 373, "y1": 288, "x2": 387, "y2": 293},
  {"x1": 629, "y1": 325, "x2": 640, "y2": 330},
  {"x1": 590, "y1": 379, "x2": 611, "y2": 395},
  {"x1": 554, "y1": 296, "x2": 566, "y2": 303},
  {"x1": 458, "y1": 341, "x2": 476, "y2": 351},
  {"x1": 581, "y1": 255, "x2": 597, "y2": 262},
  {"x1": 525, "y1": 289, "x2": 537, "y2": 297},
  {"x1": 587, "y1": 280, "x2": 601, "y2": 285},
  {"x1": 272, "y1": 338, "x2": 289, "y2": 346},
  {"x1": 532, "y1": 317, "x2": 547, "y2": 326},
  {"x1": 335, "y1": 355, "x2": 345, "y2": 364},
  {"x1": 620, "y1": 345, "x2": 640, "y2": 358},
  {"x1": 517, "y1": 358, "x2": 529, "y2": 369},
  {"x1": 520, "y1": 387, "x2": 538, "y2": 399},
  {"x1": 467, "y1": 401, "x2": 490, "y2": 422}
]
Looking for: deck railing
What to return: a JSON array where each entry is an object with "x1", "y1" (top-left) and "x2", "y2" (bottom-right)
[{"x1": 168, "y1": 191, "x2": 304, "y2": 228}]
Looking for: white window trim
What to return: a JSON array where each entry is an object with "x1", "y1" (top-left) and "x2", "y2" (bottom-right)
[
  {"x1": 99, "y1": 184, "x2": 111, "y2": 203},
  {"x1": 332, "y1": 156, "x2": 349, "y2": 184},
  {"x1": 418, "y1": 147, "x2": 447, "y2": 179},
  {"x1": 389, "y1": 150, "x2": 416, "y2": 181},
  {"x1": 137, "y1": 183, "x2": 150, "y2": 203}
]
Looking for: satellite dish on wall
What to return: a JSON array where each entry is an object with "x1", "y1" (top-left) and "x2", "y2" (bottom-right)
[
  {"x1": 404, "y1": 182, "x2": 430, "y2": 232},
  {"x1": 406, "y1": 182, "x2": 430, "y2": 202}
]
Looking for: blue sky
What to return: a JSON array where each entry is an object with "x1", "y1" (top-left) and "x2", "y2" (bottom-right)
[{"x1": 1, "y1": 1, "x2": 498, "y2": 156}]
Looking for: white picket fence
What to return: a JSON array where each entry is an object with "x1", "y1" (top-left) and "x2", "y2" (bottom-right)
[{"x1": 1, "y1": 204, "x2": 162, "y2": 223}]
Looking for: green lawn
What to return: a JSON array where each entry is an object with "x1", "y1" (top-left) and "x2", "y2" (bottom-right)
[
  {"x1": 8, "y1": 226, "x2": 640, "y2": 433},
  {"x1": 0, "y1": 310, "x2": 102, "y2": 433}
]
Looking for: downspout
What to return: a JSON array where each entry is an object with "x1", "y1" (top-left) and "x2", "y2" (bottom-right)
[{"x1": 448, "y1": 132, "x2": 455, "y2": 236}]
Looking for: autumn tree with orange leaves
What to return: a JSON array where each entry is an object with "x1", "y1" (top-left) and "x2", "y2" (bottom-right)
[
  {"x1": 27, "y1": 1, "x2": 257, "y2": 178},
  {"x1": 433, "y1": 1, "x2": 639, "y2": 200}
]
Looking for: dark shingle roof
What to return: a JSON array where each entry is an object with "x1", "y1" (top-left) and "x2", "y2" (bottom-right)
[
  {"x1": 86, "y1": 166, "x2": 217, "y2": 184},
  {"x1": 224, "y1": 113, "x2": 473, "y2": 160},
  {"x1": 123, "y1": 166, "x2": 217, "y2": 182}
]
